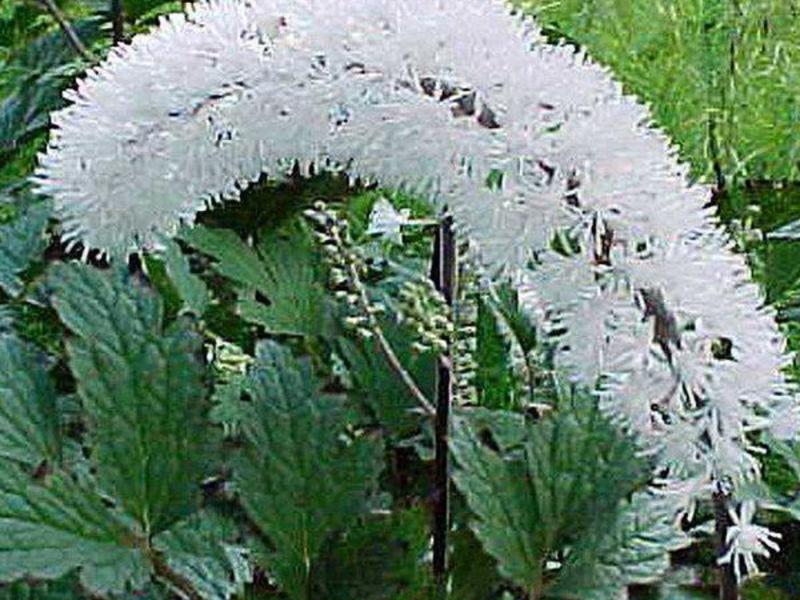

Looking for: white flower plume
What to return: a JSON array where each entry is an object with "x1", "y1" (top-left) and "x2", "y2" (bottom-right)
[{"x1": 34, "y1": 0, "x2": 800, "y2": 561}]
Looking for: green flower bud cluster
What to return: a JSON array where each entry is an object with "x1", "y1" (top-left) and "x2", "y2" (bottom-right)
[
  {"x1": 205, "y1": 333, "x2": 253, "y2": 439},
  {"x1": 206, "y1": 333, "x2": 253, "y2": 383},
  {"x1": 452, "y1": 246, "x2": 480, "y2": 405},
  {"x1": 397, "y1": 278, "x2": 453, "y2": 355},
  {"x1": 305, "y1": 201, "x2": 384, "y2": 340}
]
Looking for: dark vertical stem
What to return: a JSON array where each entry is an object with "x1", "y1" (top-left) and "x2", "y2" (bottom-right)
[
  {"x1": 110, "y1": 0, "x2": 124, "y2": 44},
  {"x1": 714, "y1": 492, "x2": 739, "y2": 600},
  {"x1": 708, "y1": 116, "x2": 726, "y2": 193},
  {"x1": 431, "y1": 215, "x2": 456, "y2": 586},
  {"x1": 701, "y1": 0, "x2": 728, "y2": 195}
]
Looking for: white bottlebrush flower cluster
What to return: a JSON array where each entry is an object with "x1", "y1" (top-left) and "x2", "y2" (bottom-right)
[{"x1": 34, "y1": 0, "x2": 800, "y2": 577}]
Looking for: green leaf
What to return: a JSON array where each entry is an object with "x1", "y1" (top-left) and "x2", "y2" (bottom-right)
[
  {"x1": 0, "y1": 462, "x2": 150, "y2": 595},
  {"x1": 209, "y1": 377, "x2": 248, "y2": 439},
  {"x1": 449, "y1": 525, "x2": 503, "y2": 600},
  {"x1": 48, "y1": 263, "x2": 210, "y2": 534},
  {"x1": 235, "y1": 341, "x2": 383, "y2": 600},
  {"x1": 451, "y1": 398, "x2": 649, "y2": 595},
  {"x1": 335, "y1": 324, "x2": 434, "y2": 438},
  {"x1": 153, "y1": 510, "x2": 252, "y2": 600},
  {"x1": 0, "y1": 201, "x2": 50, "y2": 297},
  {"x1": 0, "y1": 575, "x2": 84, "y2": 600},
  {"x1": 474, "y1": 298, "x2": 516, "y2": 409},
  {"x1": 181, "y1": 223, "x2": 329, "y2": 337},
  {"x1": 309, "y1": 508, "x2": 429, "y2": 600},
  {"x1": 0, "y1": 334, "x2": 60, "y2": 467},
  {"x1": 516, "y1": 0, "x2": 800, "y2": 182},
  {"x1": 0, "y1": 20, "x2": 100, "y2": 154},
  {"x1": 548, "y1": 491, "x2": 690, "y2": 599},
  {"x1": 156, "y1": 237, "x2": 210, "y2": 317}
]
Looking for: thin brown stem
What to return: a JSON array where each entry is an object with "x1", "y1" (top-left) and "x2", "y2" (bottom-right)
[
  {"x1": 373, "y1": 325, "x2": 436, "y2": 417},
  {"x1": 31, "y1": 0, "x2": 95, "y2": 61},
  {"x1": 346, "y1": 258, "x2": 436, "y2": 417},
  {"x1": 307, "y1": 203, "x2": 436, "y2": 419}
]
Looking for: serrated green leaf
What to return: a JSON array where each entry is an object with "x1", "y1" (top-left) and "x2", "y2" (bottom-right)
[
  {"x1": 0, "y1": 462, "x2": 150, "y2": 594},
  {"x1": 48, "y1": 263, "x2": 210, "y2": 535},
  {"x1": 548, "y1": 491, "x2": 690, "y2": 599},
  {"x1": 451, "y1": 398, "x2": 649, "y2": 595},
  {"x1": 156, "y1": 237, "x2": 210, "y2": 317},
  {"x1": 153, "y1": 510, "x2": 251, "y2": 600},
  {"x1": 0, "y1": 334, "x2": 60, "y2": 467},
  {"x1": 181, "y1": 223, "x2": 328, "y2": 337},
  {"x1": 0, "y1": 201, "x2": 50, "y2": 297},
  {"x1": 235, "y1": 341, "x2": 383, "y2": 600}
]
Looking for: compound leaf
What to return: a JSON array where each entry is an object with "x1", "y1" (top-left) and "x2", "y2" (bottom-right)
[
  {"x1": 181, "y1": 223, "x2": 328, "y2": 337},
  {"x1": 548, "y1": 491, "x2": 690, "y2": 599}
]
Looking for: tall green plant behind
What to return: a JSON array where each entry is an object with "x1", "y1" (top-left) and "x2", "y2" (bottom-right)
[
  {"x1": 1, "y1": 1, "x2": 800, "y2": 599},
  {"x1": 517, "y1": 0, "x2": 800, "y2": 184}
]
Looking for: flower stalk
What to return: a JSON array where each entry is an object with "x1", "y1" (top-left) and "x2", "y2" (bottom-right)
[{"x1": 305, "y1": 201, "x2": 435, "y2": 417}]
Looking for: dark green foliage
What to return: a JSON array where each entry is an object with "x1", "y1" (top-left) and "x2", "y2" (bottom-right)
[
  {"x1": 0, "y1": 576, "x2": 83, "y2": 600},
  {"x1": 48, "y1": 263, "x2": 211, "y2": 535},
  {"x1": 475, "y1": 298, "x2": 517, "y2": 409},
  {"x1": 451, "y1": 398, "x2": 680, "y2": 598},
  {"x1": 234, "y1": 341, "x2": 384, "y2": 600},
  {"x1": 181, "y1": 223, "x2": 331, "y2": 337},
  {"x1": 0, "y1": 19, "x2": 101, "y2": 158},
  {"x1": 0, "y1": 334, "x2": 60, "y2": 466},
  {"x1": 0, "y1": 201, "x2": 50, "y2": 297},
  {"x1": 335, "y1": 325, "x2": 435, "y2": 439},
  {"x1": 448, "y1": 525, "x2": 504, "y2": 600},
  {"x1": 0, "y1": 463, "x2": 151, "y2": 594},
  {"x1": 154, "y1": 238, "x2": 211, "y2": 318},
  {"x1": 309, "y1": 508, "x2": 430, "y2": 600},
  {"x1": 152, "y1": 511, "x2": 252, "y2": 600}
]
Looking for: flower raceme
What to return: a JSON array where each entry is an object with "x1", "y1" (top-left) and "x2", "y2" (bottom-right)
[{"x1": 34, "y1": 0, "x2": 800, "y2": 577}]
